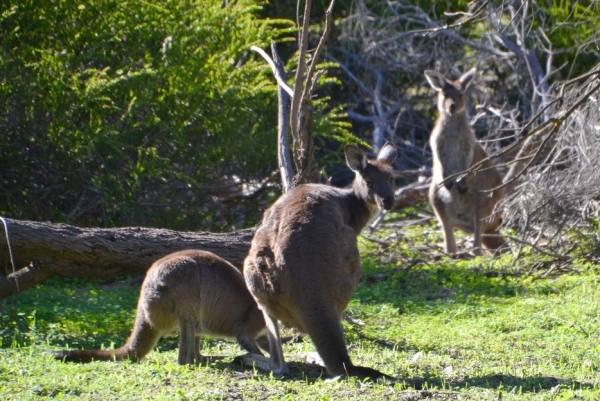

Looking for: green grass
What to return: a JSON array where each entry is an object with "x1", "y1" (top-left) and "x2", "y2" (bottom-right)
[{"x1": 2, "y1": 215, "x2": 600, "y2": 400}]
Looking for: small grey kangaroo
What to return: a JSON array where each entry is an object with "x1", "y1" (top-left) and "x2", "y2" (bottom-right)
[
  {"x1": 241, "y1": 143, "x2": 397, "y2": 381},
  {"x1": 424, "y1": 68, "x2": 505, "y2": 255},
  {"x1": 53, "y1": 250, "x2": 267, "y2": 365}
]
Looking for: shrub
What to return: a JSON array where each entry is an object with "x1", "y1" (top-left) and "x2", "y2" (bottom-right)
[{"x1": 0, "y1": 0, "x2": 293, "y2": 230}]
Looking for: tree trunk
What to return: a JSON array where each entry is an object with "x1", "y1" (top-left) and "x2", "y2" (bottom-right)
[{"x1": 0, "y1": 218, "x2": 255, "y2": 299}]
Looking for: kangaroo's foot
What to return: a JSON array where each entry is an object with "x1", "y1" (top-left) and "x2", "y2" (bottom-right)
[
  {"x1": 288, "y1": 351, "x2": 324, "y2": 366},
  {"x1": 328, "y1": 365, "x2": 396, "y2": 383},
  {"x1": 234, "y1": 353, "x2": 290, "y2": 375},
  {"x1": 450, "y1": 251, "x2": 475, "y2": 260}
]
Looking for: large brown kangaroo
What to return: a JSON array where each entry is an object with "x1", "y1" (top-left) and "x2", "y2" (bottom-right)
[
  {"x1": 425, "y1": 68, "x2": 505, "y2": 255},
  {"x1": 53, "y1": 250, "x2": 267, "y2": 365},
  {"x1": 241, "y1": 143, "x2": 397, "y2": 381}
]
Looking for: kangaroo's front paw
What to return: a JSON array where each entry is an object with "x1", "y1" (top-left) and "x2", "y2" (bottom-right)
[{"x1": 455, "y1": 180, "x2": 467, "y2": 194}]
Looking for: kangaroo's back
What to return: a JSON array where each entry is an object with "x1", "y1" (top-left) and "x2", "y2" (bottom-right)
[
  {"x1": 425, "y1": 69, "x2": 505, "y2": 254},
  {"x1": 242, "y1": 143, "x2": 398, "y2": 381},
  {"x1": 142, "y1": 250, "x2": 264, "y2": 340},
  {"x1": 247, "y1": 184, "x2": 366, "y2": 328},
  {"x1": 53, "y1": 250, "x2": 266, "y2": 365}
]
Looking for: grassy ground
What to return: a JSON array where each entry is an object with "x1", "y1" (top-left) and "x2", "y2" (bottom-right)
[{"x1": 1, "y1": 213, "x2": 600, "y2": 400}]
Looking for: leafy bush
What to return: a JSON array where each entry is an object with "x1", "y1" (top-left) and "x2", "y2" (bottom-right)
[
  {"x1": 0, "y1": 0, "x2": 295, "y2": 230},
  {"x1": 541, "y1": 1, "x2": 600, "y2": 78}
]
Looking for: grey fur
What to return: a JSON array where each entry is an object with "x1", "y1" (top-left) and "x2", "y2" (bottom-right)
[
  {"x1": 426, "y1": 69, "x2": 505, "y2": 255},
  {"x1": 241, "y1": 143, "x2": 397, "y2": 381},
  {"x1": 52, "y1": 250, "x2": 267, "y2": 365}
]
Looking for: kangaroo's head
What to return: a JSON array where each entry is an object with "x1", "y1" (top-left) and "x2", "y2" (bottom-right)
[
  {"x1": 345, "y1": 142, "x2": 397, "y2": 210},
  {"x1": 424, "y1": 68, "x2": 476, "y2": 117}
]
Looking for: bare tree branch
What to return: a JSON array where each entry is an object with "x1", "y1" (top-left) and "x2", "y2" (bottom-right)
[
  {"x1": 250, "y1": 46, "x2": 294, "y2": 97},
  {"x1": 289, "y1": 0, "x2": 337, "y2": 186},
  {"x1": 290, "y1": 0, "x2": 312, "y2": 138},
  {"x1": 271, "y1": 43, "x2": 294, "y2": 192}
]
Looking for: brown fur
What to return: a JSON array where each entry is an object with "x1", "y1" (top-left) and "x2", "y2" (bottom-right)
[
  {"x1": 52, "y1": 250, "x2": 267, "y2": 365},
  {"x1": 241, "y1": 143, "x2": 398, "y2": 381},
  {"x1": 425, "y1": 69, "x2": 506, "y2": 255}
]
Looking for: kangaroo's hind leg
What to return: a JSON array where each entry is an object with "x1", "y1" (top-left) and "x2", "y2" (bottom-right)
[
  {"x1": 482, "y1": 228, "x2": 507, "y2": 253},
  {"x1": 262, "y1": 311, "x2": 288, "y2": 374},
  {"x1": 298, "y1": 304, "x2": 391, "y2": 381},
  {"x1": 431, "y1": 197, "x2": 457, "y2": 254},
  {"x1": 300, "y1": 306, "x2": 351, "y2": 377},
  {"x1": 472, "y1": 214, "x2": 483, "y2": 256},
  {"x1": 178, "y1": 319, "x2": 200, "y2": 365},
  {"x1": 236, "y1": 333, "x2": 263, "y2": 356},
  {"x1": 238, "y1": 312, "x2": 288, "y2": 374}
]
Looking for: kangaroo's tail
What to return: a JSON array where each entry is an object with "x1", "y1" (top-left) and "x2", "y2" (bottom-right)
[
  {"x1": 53, "y1": 316, "x2": 160, "y2": 363},
  {"x1": 52, "y1": 347, "x2": 131, "y2": 363}
]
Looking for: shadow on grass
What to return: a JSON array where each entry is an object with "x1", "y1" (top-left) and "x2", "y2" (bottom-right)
[
  {"x1": 226, "y1": 359, "x2": 330, "y2": 381},
  {"x1": 225, "y1": 357, "x2": 596, "y2": 393},
  {"x1": 400, "y1": 373, "x2": 596, "y2": 393},
  {"x1": 356, "y1": 261, "x2": 528, "y2": 312}
]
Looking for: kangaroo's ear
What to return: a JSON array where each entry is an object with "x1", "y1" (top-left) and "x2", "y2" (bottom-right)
[
  {"x1": 345, "y1": 145, "x2": 368, "y2": 172},
  {"x1": 424, "y1": 70, "x2": 446, "y2": 92},
  {"x1": 459, "y1": 68, "x2": 476, "y2": 89},
  {"x1": 376, "y1": 142, "x2": 397, "y2": 164}
]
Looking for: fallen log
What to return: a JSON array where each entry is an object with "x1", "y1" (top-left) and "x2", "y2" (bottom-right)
[{"x1": 0, "y1": 218, "x2": 255, "y2": 299}]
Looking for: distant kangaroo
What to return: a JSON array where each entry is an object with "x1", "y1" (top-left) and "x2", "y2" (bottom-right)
[
  {"x1": 241, "y1": 143, "x2": 397, "y2": 381},
  {"x1": 425, "y1": 68, "x2": 505, "y2": 255},
  {"x1": 53, "y1": 250, "x2": 267, "y2": 365}
]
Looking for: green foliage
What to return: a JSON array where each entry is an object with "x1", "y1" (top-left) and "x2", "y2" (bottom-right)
[
  {"x1": 0, "y1": 0, "x2": 295, "y2": 230},
  {"x1": 0, "y1": 0, "x2": 362, "y2": 230},
  {"x1": 543, "y1": 1, "x2": 600, "y2": 78},
  {"x1": 0, "y1": 276, "x2": 140, "y2": 349}
]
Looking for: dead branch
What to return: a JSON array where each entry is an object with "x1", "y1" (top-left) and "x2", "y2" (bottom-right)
[
  {"x1": 361, "y1": 235, "x2": 392, "y2": 247},
  {"x1": 255, "y1": 0, "x2": 336, "y2": 188},
  {"x1": 291, "y1": 0, "x2": 336, "y2": 186},
  {"x1": 249, "y1": 44, "x2": 294, "y2": 192},
  {"x1": 394, "y1": 180, "x2": 430, "y2": 210},
  {"x1": 393, "y1": 169, "x2": 431, "y2": 179},
  {"x1": 501, "y1": 234, "x2": 571, "y2": 261},
  {"x1": 382, "y1": 216, "x2": 433, "y2": 229},
  {"x1": 250, "y1": 46, "x2": 294, "y2": 97}
]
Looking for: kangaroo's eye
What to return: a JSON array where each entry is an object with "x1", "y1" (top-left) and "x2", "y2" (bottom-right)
[{"x1": 366, "y1": 181, "x2": 374, "y2": 189}]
